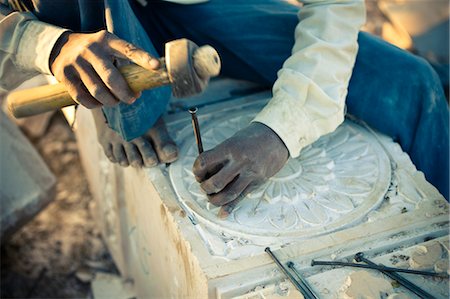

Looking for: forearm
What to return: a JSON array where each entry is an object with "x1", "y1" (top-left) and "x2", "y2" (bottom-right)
[
  {"x1": 254, "y1": 0, "x2": 366, "y2": 157},
  {"x1": 0, "y1": 2, "x2": 68, "y2": 92}
]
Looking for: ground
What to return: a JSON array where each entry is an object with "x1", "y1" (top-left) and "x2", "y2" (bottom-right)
[{"x1": 1, "y1": 114, "x2": 117, "y2": 298}]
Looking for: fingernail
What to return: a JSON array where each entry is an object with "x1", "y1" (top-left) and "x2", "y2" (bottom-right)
[
  {"x1": 120, "y1": 161, "x2": 128, "y2": 167},
  {"x1": 149, "y1": 59, "x2": 159, "y2": 69},
  {"x1": 218, "y1": 207, "x2": 230, "y2": 219},
  {"x1": 129, "y1": 97, "x2": 136, "y2": 104},
  {"x1": 163, "y1": 144, "x2": 177, "y2": 156},
  {"x1": 145, "y1": 158, "x2": 158, "y2": 167}
]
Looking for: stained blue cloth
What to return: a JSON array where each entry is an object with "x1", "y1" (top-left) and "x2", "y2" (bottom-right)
[{"x1": 102, "y1": 0, "x2": 170, "y2": 142}]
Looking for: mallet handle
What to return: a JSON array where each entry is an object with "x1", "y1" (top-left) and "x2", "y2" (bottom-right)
[{"x1": 7, "y1": 63, "x2": 170, "y2": 118}]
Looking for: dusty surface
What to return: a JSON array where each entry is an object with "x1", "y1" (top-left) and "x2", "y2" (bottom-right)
[
  {"x1": 1, "y1": 114, "x2": 116, "y2": 298},
  {"x1": 338, "y1": 270, "x2": 393, "y2": 299},
  {"x1": 0, "y1": 2, "x2": 441, "y2": 298}
]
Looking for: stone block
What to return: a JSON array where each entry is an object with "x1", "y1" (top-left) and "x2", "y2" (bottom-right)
[{"x1": 74, "y1": 87, "x2": 449, "y2": 298}]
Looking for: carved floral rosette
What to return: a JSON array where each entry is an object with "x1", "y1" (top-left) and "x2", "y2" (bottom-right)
[{"x1": 169, "y1": 109, "x2": 391, "y2": 243}]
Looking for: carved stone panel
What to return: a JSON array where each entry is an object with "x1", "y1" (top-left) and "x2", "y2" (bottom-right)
[{"x1": 169, "y1": 109, "x2": 391, "y2": 243}]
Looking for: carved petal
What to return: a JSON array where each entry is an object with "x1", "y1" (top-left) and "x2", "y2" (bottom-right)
[
  {"x1": 264, "y1": 182, "x2": 283, "y2": 204},
  {"x1": 269, "y1": 205, "x2": 298, "y2": 230},
  {"x1": 188, "y1": 180, "x2": 206, "y2": 198},
  {"x1": 296, "y1": 200, "x2": 329, "y2": 225},
  {"x1": 234, "y1": 200, "x2": 269, "y2": 227},
  {"x1": 316, "y1": 193, "x2": 354, "y2": 213},
  {"x1": 331, "y1": 177, "x2": 373, "y2": 196}
]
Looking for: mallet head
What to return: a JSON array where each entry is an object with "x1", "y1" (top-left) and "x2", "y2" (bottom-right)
[{"x1": 165, "y1": 39, "x2": 221, "y2": 98}]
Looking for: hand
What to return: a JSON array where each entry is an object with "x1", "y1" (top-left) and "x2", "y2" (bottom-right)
[
  {"x1": 192, "y1": 122, "x2": 289, "y2": 218},
  {"x1": 50, "y1": 30, "x2": 160, "y2": 108}
]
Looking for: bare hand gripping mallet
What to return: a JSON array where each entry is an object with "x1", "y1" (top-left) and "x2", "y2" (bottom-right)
[{"x1": 7, "y1": 39, "x2": 221, "y2": 118}]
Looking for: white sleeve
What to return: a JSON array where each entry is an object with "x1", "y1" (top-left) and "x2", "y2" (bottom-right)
[
  {"x1": 0, "y1": 9, "x2": 68, "y2": 92},
  {"x1": 253, "y1": 0, "x2": 366, "y2": 157}
]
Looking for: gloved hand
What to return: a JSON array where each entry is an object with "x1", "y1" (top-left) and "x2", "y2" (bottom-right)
[
  {"x1": 193, "y1": 122, "x2": 289, "y2": 218},
  {"x1": 50, "y1": 30, "x2": 160, "y2": 108}
]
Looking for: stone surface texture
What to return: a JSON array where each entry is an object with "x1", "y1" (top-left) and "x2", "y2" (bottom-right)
[{"x1": 74, "y1": 91, "x2": 449, "y2": 299}]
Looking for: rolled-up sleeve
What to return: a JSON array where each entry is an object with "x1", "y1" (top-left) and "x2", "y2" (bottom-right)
[
  {"x1": 253, "y1": 0, "x2": 366, "y2": 157},
  {"x1": 0, "y1": 2, "x2": 68, "y2": 93}
]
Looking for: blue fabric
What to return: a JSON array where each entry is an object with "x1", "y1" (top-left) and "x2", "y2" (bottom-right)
[
  {"x1": 347, "y1": 33, "x2": 449, "y2": 200},
  {"x1": 112, "y1": 0, "x2": 449, "y2": 199},
  {"x1": 102, "y1": 0, "x2": 170, "y2": 141}
]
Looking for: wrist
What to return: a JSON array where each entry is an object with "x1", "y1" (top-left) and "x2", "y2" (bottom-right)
[{"x1": 49, "y1": 31, "x2": 71, "y2": 75}]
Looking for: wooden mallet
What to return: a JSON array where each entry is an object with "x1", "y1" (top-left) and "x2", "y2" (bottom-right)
[{"x1": 7, "y1": 38, "x2": 221, "y2": 118}]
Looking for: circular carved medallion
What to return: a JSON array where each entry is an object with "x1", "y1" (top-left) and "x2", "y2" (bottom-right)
[{"x1": 169, "y1": 108, "x2": 391, "y2": 243}]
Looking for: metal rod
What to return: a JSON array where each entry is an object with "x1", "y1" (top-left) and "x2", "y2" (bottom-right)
[
  {"x1": 287, "y1": 261, "x2": 320, "y2": 299},
  {"x1": 311, "y1": 260, "x2": 449, "y2": 278},
  {"x1": 265, "y1": 247, "x2": 313, "y2": 299},
  {"x1": 189, "y1": 107, "x2": 203, "y2": 154},
  {"x1": 355, "y1": 252, "x2": 435, "y2": 299}
]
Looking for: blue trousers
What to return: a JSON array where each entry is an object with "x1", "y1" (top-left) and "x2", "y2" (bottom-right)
[{"x1": 104, "y1": 0, "x2": 449, "y2": 199}]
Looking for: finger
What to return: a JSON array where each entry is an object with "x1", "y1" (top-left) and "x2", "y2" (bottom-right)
[
  {"x1": 61, "y1": 67, "x2": 101, "y2": 109},
  {"x1": 217, "y1": 183, "x2": 257, "y2": 219},
  {"x1": 147, "y1": 118, "x2": 178, "y2": 163},
  {"x1": 218, "y1": 195, "x2": 245, "y2": 219},
  {"x1": 113, "y1": 144, "x2": 129, "y2": 167},
  {"x1": 124, "y1": 143, "x2": 143, "y2": 168},
  {"x1": 103, "y1": 143, "x2": 116, "y2": 163},
  {"x1": 107, "y1": 34, "x2": 160, "y2": 70},
  {"x1": 208, "y1": 176, "x2": 251, "y2": 207},
  {"x1": 193, "y1": 149, "x2": 228, "y2": 182},
  {"x1": 133, "y1": 137, "x2": 158, "y2": 167},
  {"x1": 75, "y1": 57, "x2": 119, "y2": 107},
  {"x1": 200, "y1": 163, "x2": 240, "y2": 194},
  {"x1": 86, "y1": 49, "x2": 137, "y2": 104}
]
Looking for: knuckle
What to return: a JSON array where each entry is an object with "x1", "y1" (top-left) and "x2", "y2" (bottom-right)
[
  {"x1": 226, "y1": 190, "x2": 238, "y2": 200},
  {"x1": 96, "y1": 30, "x2": 109, "y2": 42},
  {"x1": 102, "y1": 69, "x2": 117, "y2": 87},
  {"x1": 91, "y1": 87, "x2": 109, "y2": 103},
  {"x1": 245, "y1": 167, "x2": 262, "y2": 178},
  {"x1": 210, "y1": 180, "x2": 223, "y2": 193},
  {"x1": 197, "y1": 155, "x2": 209, "y2": 169},
  {"x1": 123, "y1": 43, "x2": 138, "y2": 57},
  {"x1": 74, "y1": 56, "x2": 84, "y2": 66},
  {"x1": 86, "y1": 43, "x2": 99, "y2": 53},
  {"x1": 62, "y1": 66, "x2": 75, "y2": 78}
]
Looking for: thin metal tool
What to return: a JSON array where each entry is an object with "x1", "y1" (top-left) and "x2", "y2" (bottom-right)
[
  {"x1": 287, "y1": 261, "x2": 319, "y2": 299},
  {"x1": 265, "y1": 247, "x2": 313, "y2": 299},
  {"x1": 355, "y1": 252, "x2": 435, "y2": 299},
  {"x1": 189, "y1": 107, "x2": 204, "y2": 154},
  {"x1": 311, "y1": 260, "x2": 449, "y2": 278}
]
